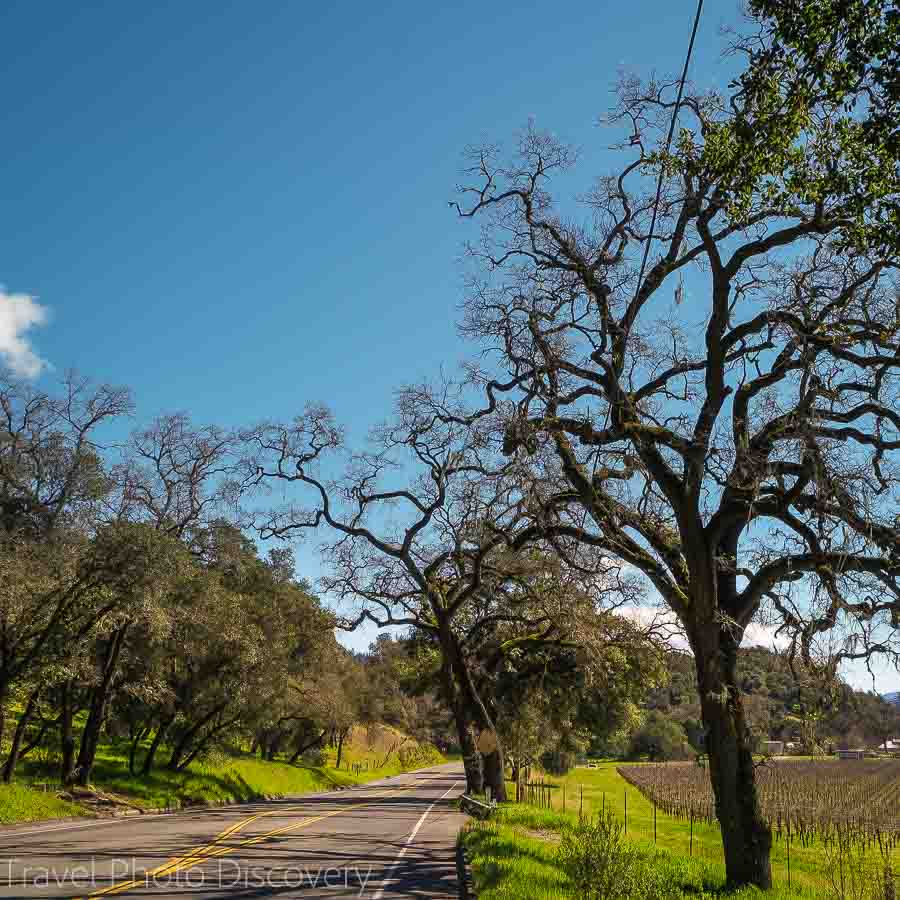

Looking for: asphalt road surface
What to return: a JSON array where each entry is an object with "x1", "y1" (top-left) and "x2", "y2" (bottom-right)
[{"x1": 0, "y1": 762, "x2": 466, "y2": 899}]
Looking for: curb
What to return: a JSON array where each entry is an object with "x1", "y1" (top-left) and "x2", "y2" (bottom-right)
[
  {"x1": 0, "y1": 785, "x2": 345, "y2": 834},
  {"x1": 458, "y1": 794, "x2": 495, "y2": 820}
]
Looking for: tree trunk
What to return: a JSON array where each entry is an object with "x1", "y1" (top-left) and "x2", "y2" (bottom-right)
[
  {"x1": 443, "y1": 633, "x2": 506, "y2": 801},
  {"x1": 440, "y1": 658, "x2": 483, "y2": 794},
  {"x1": 0, "y1": 681, "x2": 8, "y2": 755},
  {"x1": 128, "y1": 725, "x2": 149, "y2": 776},
  {"x1": 455, "y1": 710, "x2": 484, "y2": 794},
  {"x1": 141, "y1": 715, "x2": 173, "y2": 776},
  {"x1": 2, "y1": 687, "x2": 40, "y2": 782},
  {"x1": 288, "y1": 728, "x2": 327, "y2": 765},
  {"x1": 695, "y1": 622, "x2": 772, "y2": 889},
  {"x1": 166, "y1": 703, "x2": 227, "y2": 771},
  {"x1": 59, "y1": 679, "x2": 76, "y2": 784},
  {"x1": 258, "y1": 729, "x2": 276, "y2": 759},
  {"x1": 510, "y1": 758, "x2": 527, "y2": 799},
  {"x1": 175, "y1": 716, "x2": 241, "y2": 772},
  {"x1": 265, "y1": 732, "x2": 283, "y2": 761},
  {"x1": 73, "y1": 625, "x2": 129, "y2": 786},
  {"x1": 335, "y1": 728, "x2": 348, "y2": 770},
  {"x1": 166, "y1": 736, "x2": 187, "y2": 773},
  {"x1": 482, "y1": 745, "x2": 505, "y2": 801},
  {"x1": 20, "y1": 714, "x2": 54, "y2": 762}
]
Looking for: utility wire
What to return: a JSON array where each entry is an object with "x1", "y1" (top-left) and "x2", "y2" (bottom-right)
[{"x1": 633, "y1": 0, "x2": 704, "y2": 301}]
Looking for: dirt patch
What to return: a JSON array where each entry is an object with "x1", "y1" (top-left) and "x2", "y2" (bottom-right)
[
  {"x1": 56, "y1": 786, "x2": 146, "y2": 815},
  {"x1": 518, "y1": 826, "x2": 562, "y2": 844}
]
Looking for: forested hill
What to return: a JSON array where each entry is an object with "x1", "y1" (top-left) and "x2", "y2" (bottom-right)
[{"x1": 646, "y1": 646, "x2": 900, "y2": 750}]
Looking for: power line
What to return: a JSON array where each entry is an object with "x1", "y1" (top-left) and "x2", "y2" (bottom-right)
[{"x1": 633, "y1": 0, "x2": 704, "y2": 301}]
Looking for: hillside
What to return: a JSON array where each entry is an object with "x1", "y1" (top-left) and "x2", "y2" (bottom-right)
[{"x1": 645, "y1": 646, "x2": 900, "y2": 751}]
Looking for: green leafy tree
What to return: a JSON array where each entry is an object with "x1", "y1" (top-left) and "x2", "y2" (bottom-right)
[
  {"x1": 0, "y1": 371, "x2": 130, "y2": 762},
  {"x1": 629, "y1": 711, "x2": 692, "y2": 762}
]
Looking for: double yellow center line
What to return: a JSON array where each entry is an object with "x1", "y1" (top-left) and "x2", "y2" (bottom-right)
[{"x1": 73, "y1": 779, "x2": 430, "y2": 898}]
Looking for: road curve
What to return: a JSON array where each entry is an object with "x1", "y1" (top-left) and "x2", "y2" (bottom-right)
[{"x1": 0, "y1": 762, "x2": 466, "y2": 898}]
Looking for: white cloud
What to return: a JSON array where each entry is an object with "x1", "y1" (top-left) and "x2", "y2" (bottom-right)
[
  {"x1": 619, "y1": 605, "x2": 790, "y2": 654},
  {"x1": 0, "y1": 289, "x2": 50, "y2": 377},
  {"x1": 743, "y1": 621, "x2": 790, "y2": 651}
]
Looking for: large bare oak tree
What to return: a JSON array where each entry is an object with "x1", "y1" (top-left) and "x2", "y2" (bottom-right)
[{"x1": 453, "y1": 45, "x2": 900, "y2": 889}]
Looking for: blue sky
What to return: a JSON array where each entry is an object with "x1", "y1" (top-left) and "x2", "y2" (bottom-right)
[{"x1": 2, "y1": 2, "x2": 898, "y2": 692}]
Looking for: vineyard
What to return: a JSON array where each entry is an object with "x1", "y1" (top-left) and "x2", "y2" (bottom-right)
[{"x1": 618, "y1": 759, "x2": 900, "y2": 852}]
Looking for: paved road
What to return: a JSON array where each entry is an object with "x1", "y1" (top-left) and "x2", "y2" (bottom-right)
[{"x1": 0, "y1": 763, "x2": 466, "y2": 898}]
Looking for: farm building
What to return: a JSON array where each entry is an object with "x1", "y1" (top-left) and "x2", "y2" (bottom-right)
[{"x1": 835, "y1": 749, "x2": 867, "y2": 760}]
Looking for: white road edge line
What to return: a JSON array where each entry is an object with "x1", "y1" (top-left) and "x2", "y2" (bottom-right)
[
  {"x1": 371, "y1": 780, "x2": 460, "y2": 900},
  {"x1": 0, "y1": 817, "x2": 155, "y2": 837}
]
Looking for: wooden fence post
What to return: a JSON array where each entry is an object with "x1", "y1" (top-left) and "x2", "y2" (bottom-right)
[{"x1": 787, "y1": 834, "x2": 791, "y2": 888}]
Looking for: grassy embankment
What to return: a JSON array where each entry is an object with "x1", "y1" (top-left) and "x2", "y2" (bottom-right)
[
  {"x1": 0, "y1": 784, "x2": 86, "y2": 826},
  {"x1": 463, "y1": 803, "x2": 821, "y2": 899},
  {"x1": 1, "y1": 723, "x2": 443, "y2": 825},
  {"x1": 462, "y1": 762, "x2": 898, "y2": 899}
]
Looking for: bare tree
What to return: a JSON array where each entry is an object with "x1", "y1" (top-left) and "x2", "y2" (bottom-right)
[
  {"x1": 244, "y1": 393, "x2": 627, "y2": 799},
  {"x1": 453, "y1": 74, "x2": 900, "y2": 887},
  {"x1": 110, "y1": 413, "x2": 244, "y2": 550}
]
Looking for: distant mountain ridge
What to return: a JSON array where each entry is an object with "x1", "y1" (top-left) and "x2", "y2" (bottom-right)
[{"x1": 645, "y1": 646, "x2": 900, "y2": 747}]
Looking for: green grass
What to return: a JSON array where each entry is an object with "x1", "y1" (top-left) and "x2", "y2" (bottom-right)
[
  {"x1": 0, "y1": 783, "x2": 88, "y2": 826},
  {"x1": 79, "y1": 749, "x2": 352, "y2": 809},
  {"x1": 463, "y1": 805, "x2": 822, "y2": 899},
  {"x1": 464, "y1": 809, "x2": 569, "y2": 899},
  {"x1": 493, "y1": 763, "x2": 898, "y2": 897},
  {"x1": 566, "y1": 762, "x2": 898, "y2": 893}
]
